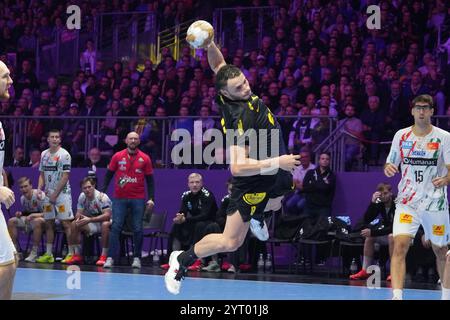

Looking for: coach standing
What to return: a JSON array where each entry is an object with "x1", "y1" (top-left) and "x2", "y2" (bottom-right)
[{"x1": 101, "y1": 132, "x2": 155, "y2": 269}]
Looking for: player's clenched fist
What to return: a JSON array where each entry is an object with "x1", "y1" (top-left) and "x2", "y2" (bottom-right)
[{"x1": 384, "y1": 163, "x2": 399, "y2": 177}]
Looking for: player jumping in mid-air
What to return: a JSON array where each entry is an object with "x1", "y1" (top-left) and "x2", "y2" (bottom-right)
[{"x1": 165, "y1": 28, "x2": 300, "y2": 295}]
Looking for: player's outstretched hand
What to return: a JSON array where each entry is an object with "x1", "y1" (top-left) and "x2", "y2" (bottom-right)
[
  {"x1": 0, "y1": 186, "x2": 15, "y2": 209},
  {"x1": 279, "y1": 154, "x2": 301, "y2": 172},
  {"x1": 384, "y1": 163, "x2": 399, "y2": 177}
]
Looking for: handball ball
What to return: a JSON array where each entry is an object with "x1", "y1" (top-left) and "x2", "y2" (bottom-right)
[{"x1": 186, "y1": 20, "x2": 214, "y2": 49}]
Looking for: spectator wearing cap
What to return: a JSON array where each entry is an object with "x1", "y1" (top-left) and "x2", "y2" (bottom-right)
[{"x1": 256, "y1": 55, "x2": 268, "y2": 78}]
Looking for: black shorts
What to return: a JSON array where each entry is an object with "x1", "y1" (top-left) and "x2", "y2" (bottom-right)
[{"x1": 226, "y1": 170, "x2": 294, "y2": 222}]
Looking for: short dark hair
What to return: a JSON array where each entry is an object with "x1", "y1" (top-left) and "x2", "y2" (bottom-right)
[
  {"x1": 412, "y1": 94, "x2": 433, "y2": 108},
  {"x1": 48, "y1": 129, "x2": 61, "y2": 136},
  {"x1": 320, "y1": 151, "x2": 331, "y2": 158},
  {"x1": 215, "y1": 65, "x2": 242, "y2": 91}
]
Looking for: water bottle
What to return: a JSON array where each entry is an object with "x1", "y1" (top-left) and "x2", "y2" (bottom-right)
[
  {"x1": 350, "y1": 258, "x2": 358, "y2": 275},
  {"x1": 153, "y1": 250, "x2": 160, "y2": 264},
  {"x1": 257, "y1": 254, "x2": 265, "y2": 273},
  {"x1": 265, "y1": 254, "x2": 272, "y2": 273}
]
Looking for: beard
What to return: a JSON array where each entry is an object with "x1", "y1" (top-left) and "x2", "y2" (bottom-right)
[{"x1": 0, "y1": 89, "x2": 9, "y2": 100}]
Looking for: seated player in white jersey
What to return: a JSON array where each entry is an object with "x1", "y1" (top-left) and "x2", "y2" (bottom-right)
[
  {"x1": 7, "y1": 177, "x2": 46, "y2": 262},
  {"x1": 36, "y1": 129, "x2": 75, "y2": 264},
  {"x1": 0, "y1": 60, "x2": 17, "y2": 300},
  {"x1": 384, "y1": 94, "x2": 450, "y2": 300},
  {"x1": 64, "y1": 177, "x2": 112, "y2": 266}
]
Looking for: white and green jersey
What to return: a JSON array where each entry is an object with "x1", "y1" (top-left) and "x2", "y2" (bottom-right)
[
  {"x1": 387, "y1": 126, "x2": 450, "y2": 211},
  {"x1": 77, "y1": 190, "x2": 112, "y2": 217},
  {"x1": 39, "y1": 147, "x2": 72, "y2": 195},
  {"x1": 20, "y1": 189, "x2": 45, "y2": 215}
]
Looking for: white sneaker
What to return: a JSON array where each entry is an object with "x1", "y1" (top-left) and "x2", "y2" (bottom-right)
[
  {"x1": 24, "y1": 252, "x2": 38, "y2": 263},
  {"x1": 250, "y1": 218, "x2": 269, "y2": 241},
  {"x1": 132, "y1": 257, "x2": 141, "y2": 269},
  {"x1": 103, "y1": 257, "x2": 113, "y2": 268},
  {"x1": 164, "y1": 251, "x2": 185, "y2": 295}
]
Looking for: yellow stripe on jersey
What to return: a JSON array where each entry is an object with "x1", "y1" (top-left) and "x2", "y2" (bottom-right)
[
  {"x1": 267, "y1": 112, "x2": 275, "y2": 125},
  {"x1": 238, "y1": 119, "x2": 244, "y2": 135},
  {"x1": 220, "y1": 118, "x2": 226, "y2": 133}
]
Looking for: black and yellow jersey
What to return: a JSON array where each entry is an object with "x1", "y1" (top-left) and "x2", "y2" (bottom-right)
[{"x1": 216, "y1": 93, "x2": 287, "y2": 190}]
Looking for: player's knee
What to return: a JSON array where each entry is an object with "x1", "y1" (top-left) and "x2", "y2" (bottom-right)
[
  {"x1": 222, "y1": 238, "x2": 241, "y2": 252},
  {"x1": 393, "y1": 241, "x2": 409, "y2": 256},
  {"x1": 102, "y1": 221, "x2": 111, "y2": 229}
]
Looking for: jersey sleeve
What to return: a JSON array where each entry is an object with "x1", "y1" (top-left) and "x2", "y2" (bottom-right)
[
  {"x1": 386, "y1": 130, "x2": 402, "y2": 167},
  {"x1": 99, "y1": 193, "x2": 112, "y2": 210},
  {"x1": 77, "y1": 193, "x2": 85, "y2": 211},
  {"x1": 144, "y1": 155, "x2": 153, "y2": 175},
  {"x1": 61, "y1": 151, "x2": 71, "y2": 172},
  {"x1": 20, "y1": 195, "x2": 25, "y2": 208},
  {"x1": 108, "y1": 153, "x2": 119, "y2": 171}
]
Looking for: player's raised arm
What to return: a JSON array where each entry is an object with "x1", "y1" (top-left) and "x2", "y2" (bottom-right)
[{"x1": 207, "y1": 41, "x2": 226, "y2": 74}]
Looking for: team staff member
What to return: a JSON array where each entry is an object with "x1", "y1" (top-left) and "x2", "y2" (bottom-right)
[{"x1": 101, "y1": 132, "x2": 155, "y2": 269}]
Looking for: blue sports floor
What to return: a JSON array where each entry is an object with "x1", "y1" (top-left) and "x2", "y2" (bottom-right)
[{"x1": 12, "y1": 267, "x2": 441, "y2": 300}]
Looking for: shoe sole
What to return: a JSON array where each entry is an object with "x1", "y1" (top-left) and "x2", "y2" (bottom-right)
[{"x1": 165, "y1": 251, "x2": 182, "y2": 295}]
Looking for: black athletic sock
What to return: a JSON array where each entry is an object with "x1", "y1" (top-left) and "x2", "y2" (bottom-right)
[{"x1": 178, "y1": 246, "x2": 198, "y2": 267}]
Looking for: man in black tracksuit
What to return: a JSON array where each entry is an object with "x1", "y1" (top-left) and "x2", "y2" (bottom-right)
[
  {"x1": 168, "y1": 173, "x2": 217, "y2": 255},
  {"x1": 303, "y1": 152, "x2": 336, "y2": 219},
  {"x1": 350, "y1": 183, "x2": 395, "y2": 280}
]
